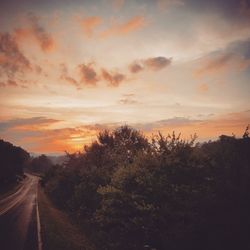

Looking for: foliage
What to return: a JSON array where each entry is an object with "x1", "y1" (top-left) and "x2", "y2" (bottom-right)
[
  {"x1": 42, "y1": 125, "x2": 250, "y2": 250},
  {"x1": 27, "y1": 154, "x2": 53, "y2": 174},
  {"x1": 0, "y1": 139, "x2": 29, "y2": 186}
]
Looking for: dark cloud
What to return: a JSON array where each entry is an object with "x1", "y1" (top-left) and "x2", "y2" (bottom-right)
[
  {"x1": 143, "y1": 56, "x2": 172, "y2": 70},
  {"x1": 129, "y1": 62, "x2": 143, "y2": 73},
  {"x1": 80, "y1": 16, "x2": 102, "y2": 38},
  {"x1": 129, "y1": 56, "x2": 172, "y2": 73},
  {"x1": 27, "y1": 12, "x2": 55, "y2": 52},
  {"x1": 101, "y1": 69, "x2": 126, "y2": 87},
  {"x1": 0, "y1": 32, "x2": 31, "y2": 77},
  {"x1": 78, "y1": 63, "x2": 98, "y2": 86},
  {"x1": 62, "y1": 63, "x2": 127, "y2": 88}
]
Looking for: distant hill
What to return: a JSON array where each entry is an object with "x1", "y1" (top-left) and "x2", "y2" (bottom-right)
[{"x1": 47, "y1": 155, "x2": 67, "y2": 165}]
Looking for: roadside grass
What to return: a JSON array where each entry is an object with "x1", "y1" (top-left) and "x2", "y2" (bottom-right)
[
  {"x1": 38, "y1": 186, "x2": 95, "y2": 250},
  {"x1": 0, "y1": 175, "x2": 25, "y2": 199}
]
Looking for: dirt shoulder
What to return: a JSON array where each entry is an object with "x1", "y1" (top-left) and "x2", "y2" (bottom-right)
[{"x1": 38, "y1": 185, "x2": 95, "y2": 250}]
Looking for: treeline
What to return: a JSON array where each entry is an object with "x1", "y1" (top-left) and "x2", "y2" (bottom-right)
[
  {"x1": 0, "y1": 139, "x2": 29, "y2": 187},
  {"x1": 41, "y1": 126, "x2": 250, "y2": 250},
  {"x1": 26, "y1": 154, "x2": 53, "y2": 174}
]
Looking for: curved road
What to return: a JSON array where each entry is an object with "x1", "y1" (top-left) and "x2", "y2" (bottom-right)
[{"x1": 0, "y1": 174, "x2": 40, "y2": 250}]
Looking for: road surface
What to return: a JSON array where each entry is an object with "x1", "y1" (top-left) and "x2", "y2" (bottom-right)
[{"x1": 0, "y1": 174, "x2": 41, "y2": 250}]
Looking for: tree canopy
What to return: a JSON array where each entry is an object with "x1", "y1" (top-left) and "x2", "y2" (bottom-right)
[
  {"x1": 0, "y1": 139, "x2": 29, "y2": 186},
  {"x1": 42, "y1": 125, "x2": 250, "y2": 250}
]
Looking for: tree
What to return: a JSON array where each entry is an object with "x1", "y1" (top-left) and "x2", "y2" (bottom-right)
[
  {"x1": 28, "y1": 154, "x2": 53, "y2": 173},
  {"x1": 0, "y1": 139, "x2": 29, "y2": 186}
]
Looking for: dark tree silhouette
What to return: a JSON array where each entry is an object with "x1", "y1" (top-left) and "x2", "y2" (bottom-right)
[
  {"x1": 0, "y1": 139, "x2": 30, "y2": 186},
  {"x1": 27, "y1": 154, "x2": 53, "y2": 174},
  {"x1": 41, "y1": 126, "x2": 250, "y2": 250}
]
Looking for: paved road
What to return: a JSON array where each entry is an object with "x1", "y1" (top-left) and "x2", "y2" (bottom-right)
[{"x1": 0, "y1": 174, "x2": 40, "y2": 250}]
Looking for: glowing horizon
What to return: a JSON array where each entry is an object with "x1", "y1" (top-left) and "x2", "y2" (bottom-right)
[{"x1": 0, "y1": 0, "x2": 250, "y2": 154}]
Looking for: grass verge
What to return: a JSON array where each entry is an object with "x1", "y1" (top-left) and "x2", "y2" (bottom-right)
[
  {"x1": 0, "y1": 175, "x2": 25, "y2": 199},
  {"x1": 38, "y1": 185, "x2": 95, "y2": 250}
]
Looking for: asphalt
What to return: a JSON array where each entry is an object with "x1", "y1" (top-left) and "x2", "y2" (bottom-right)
[{"x1": 0, "y1": 174, "x2": 40, "y2": 250}]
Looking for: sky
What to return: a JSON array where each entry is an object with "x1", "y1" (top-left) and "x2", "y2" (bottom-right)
[{"x1": 0, "y1": 0, "x2": 250, "y2": 154}]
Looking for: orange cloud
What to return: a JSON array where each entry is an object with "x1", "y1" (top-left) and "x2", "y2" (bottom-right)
[
  {"x1": 195, "y1": 54, "x2": 233, "y2": 77},
  {"x1": 80, "y1": 16, "x2": 102, "y2": 38},
  {"x1": 28, "y1": 13, "x2": 55, "y2": 52},
  {"x1": 1, "y1": 111, "x2": 249, "y2": 154},
  {"x1": 197, "y1": 83, "x2": 209, "y2": 94},
  {"x1": 14, "y1": 28, "x2": 30, "y2": 40},
  {"x1": 14, "y1": 13, "x2": 56, "y2": 53},
  {"x1": 0, "y1": 80, "x2": 18, "y2": 88},
  {"x1": 0, "y1": 117, "x2": 60, "y2": 131},
  {"x1": 129, "y1": 62, "x2": 144, "y2": 73},
  {"x1": 100, "y1": 16, "x2": 146, "y2": 37},
  {"x1": 28, "y1": 127, "x2": 98, "y2": 153},
  {"x1": 0, "y1": 32, "x2": 31, "y2": 77}
]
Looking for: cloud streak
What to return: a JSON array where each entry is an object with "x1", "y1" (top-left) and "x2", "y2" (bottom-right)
[
  {"x1": 0, "y1": 117, "x2": 60, "y2": 132},
  {"x1": 119, "y1": 94, "x2": 138, "y2": 105},
  {"x1": 143, "y1": 56, "x2": 172, "y2": 70},
  {"x1": 0, "y1": 79, "x2": 18, "y2": 88},
  {"x1": 194, "y1": 52, "x2": 250, "y2": 77},
  {"x1": 80, "y1": 16, "x2": 102, "y2": 38},
  {"x1": 129, "y1": 56, "x2": 172, "y2": 73},
  {"x1": 100, "y1": 16, "x2": 146, "y2": 37},
  {"x1": 195, "y1": 54, "x2": 233, "y2": 77},
  {"x1": 1, "y1": 111, "x2": 249, "y2": 153}
]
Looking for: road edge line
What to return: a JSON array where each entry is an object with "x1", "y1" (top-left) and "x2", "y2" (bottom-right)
[{"x1": 36, "y1": 184, "x2": 43, "y2": 250}]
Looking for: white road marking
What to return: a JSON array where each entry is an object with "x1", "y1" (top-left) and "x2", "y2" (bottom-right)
[
  {"x1": 0, "y1": 174, "x2": 43, "y2": 250},
  {"x1": 36, "y1": 184, "x2": 43, "y2": 250}
]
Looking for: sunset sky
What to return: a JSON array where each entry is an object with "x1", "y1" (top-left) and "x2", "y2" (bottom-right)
[{"x1": 0, "y1": 0, "x2": 250, "y2": 154}]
